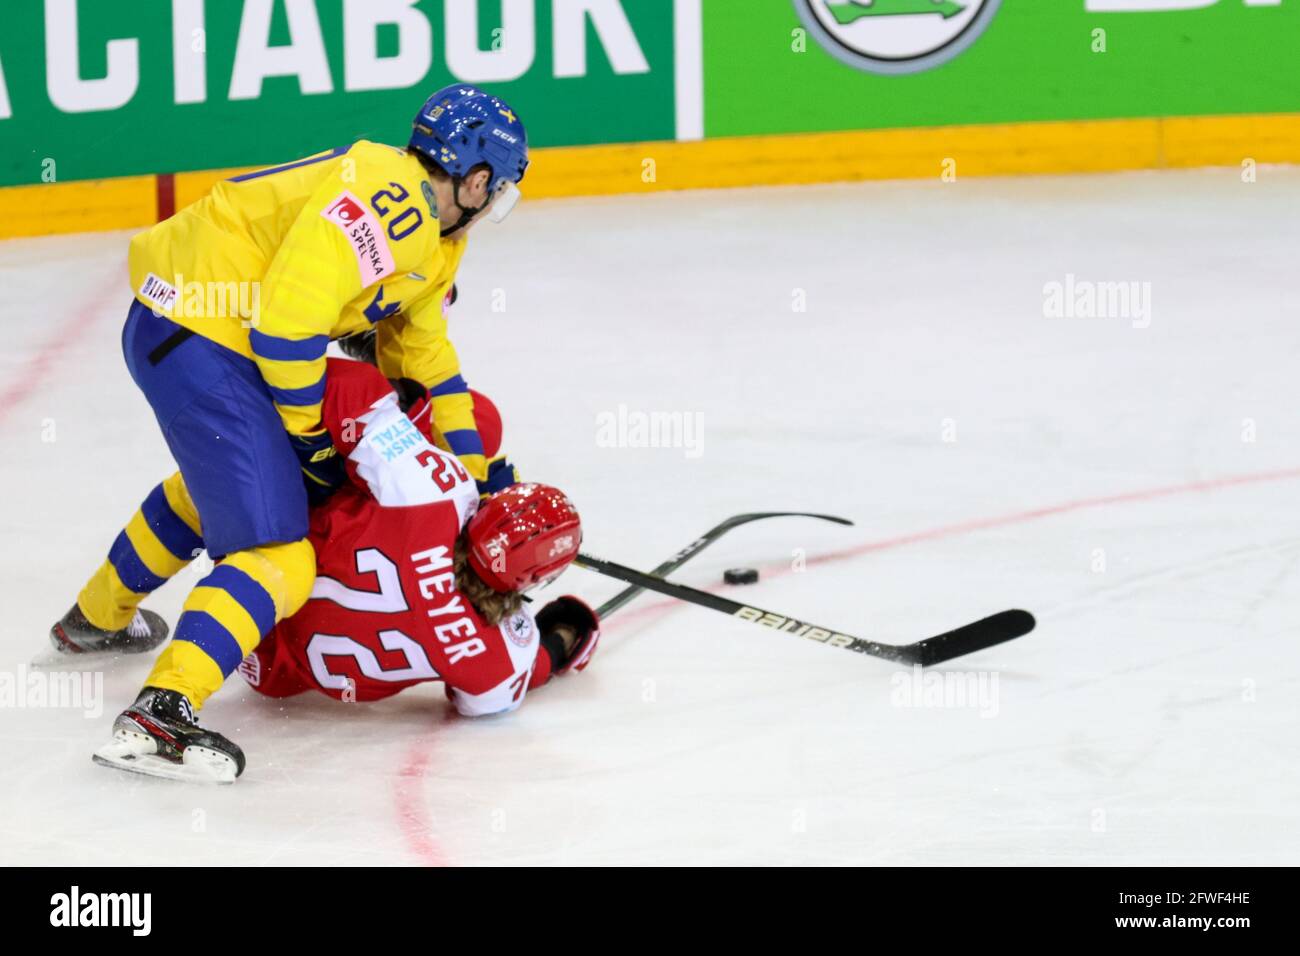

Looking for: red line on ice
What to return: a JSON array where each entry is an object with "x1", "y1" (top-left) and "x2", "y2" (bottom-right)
[
  {"x1": 803, "y1": 466, "x2": 1300, "y2": 568},
  {"x1": 393, "y1": 713, "x2": 458, "y2": 866},
  {"x1": 0, "y1": 275, "x2": 120, "y2": 431},
  {"x1": 608, "y1": 465, "x2": 1300, "y2": 626}
]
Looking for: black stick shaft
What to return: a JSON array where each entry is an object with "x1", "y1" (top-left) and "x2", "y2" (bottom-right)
[{"x1": 576, "y1": 552, "x2": 1035, "y2": 666}]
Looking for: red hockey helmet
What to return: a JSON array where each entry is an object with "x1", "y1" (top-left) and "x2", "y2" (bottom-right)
[{"x1": 466, "y1": 483, "x2": 582, "y2": 593}]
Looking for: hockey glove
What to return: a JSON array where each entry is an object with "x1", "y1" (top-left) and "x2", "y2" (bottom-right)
[
  {"x1": 477, "y1": 455, "x2": 519, "y2": 497},
  {"x1": 536, "y1": 595, "x2": 601, "y2": 675},
  {"x1": 289, "y1": 430, "x2": 347, "y2": 506}
]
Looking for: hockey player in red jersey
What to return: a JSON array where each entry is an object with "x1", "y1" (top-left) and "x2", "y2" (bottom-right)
[
  {"x1": 94, "y1": 359, "x2": 599, "y2": 783},
  {"x1": 240, "y1": 358, "x2": 599, "y2": 715}
]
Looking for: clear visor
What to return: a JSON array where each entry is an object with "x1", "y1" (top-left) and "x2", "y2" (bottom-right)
[{"x1": 485, "y1": 180, "x2": 521, "y2": 224}]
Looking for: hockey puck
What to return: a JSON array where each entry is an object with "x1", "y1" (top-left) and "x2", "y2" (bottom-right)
[{"x1": 724, "y1": 567, "x2": 759, "y2": 585}]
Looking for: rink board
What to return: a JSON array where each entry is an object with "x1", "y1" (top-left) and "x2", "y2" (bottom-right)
[{"x1": 1, "y1": 111, "x2": 1298, "y2": 239}]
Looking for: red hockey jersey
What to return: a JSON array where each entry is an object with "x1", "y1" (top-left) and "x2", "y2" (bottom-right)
[{"x1": 240, "y1": 359, "x2": 554, "y2": 715}]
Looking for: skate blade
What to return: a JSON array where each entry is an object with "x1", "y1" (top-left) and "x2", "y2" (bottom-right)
[
  {"x1": 32, "y1": 643, "x2": 160, "y2": 670},
  {"x1": 29, "y1": 646, "x2": 107, "y2": 669},
  {"x1": 29, "y1": 648, "x2": 71, "y2": 669},
  {"x1": 92, "y1": 731, "x2": 238, "y2": 785}
]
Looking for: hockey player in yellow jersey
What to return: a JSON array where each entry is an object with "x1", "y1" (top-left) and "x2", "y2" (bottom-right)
[{"x1": 49, "y1": 84, "x2": 529, "y2": 782}]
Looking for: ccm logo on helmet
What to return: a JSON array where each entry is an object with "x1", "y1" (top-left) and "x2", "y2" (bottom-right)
[{"x1": 492, "y1": 129, "x2": 519, "y2": 144}]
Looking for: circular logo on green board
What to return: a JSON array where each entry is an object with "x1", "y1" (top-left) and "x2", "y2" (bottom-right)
[{"x1": 794, "y1": 0, "x2": 1002, "y2": 75}]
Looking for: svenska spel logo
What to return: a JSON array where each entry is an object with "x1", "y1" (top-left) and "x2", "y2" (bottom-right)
[{"x1": 794, "y1": 0, "x2": 1003, "y2": 76}]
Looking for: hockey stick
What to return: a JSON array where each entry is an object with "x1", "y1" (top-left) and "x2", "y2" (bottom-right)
[
  {"x1": 596, "y1": 511, "x2": 853, "y2": 620},
  {"x1": 576, "y1": 552, "x2": 1035, "y2": 666}
]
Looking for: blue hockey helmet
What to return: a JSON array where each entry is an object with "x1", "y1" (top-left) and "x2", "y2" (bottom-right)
[{"x1": 410, "y1": 84, "x2": 528, "y2": 231}]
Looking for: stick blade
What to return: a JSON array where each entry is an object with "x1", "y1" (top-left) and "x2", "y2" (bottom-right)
[{"x1": 908, "y1": 609, "x2": 1036, "y2": 666}]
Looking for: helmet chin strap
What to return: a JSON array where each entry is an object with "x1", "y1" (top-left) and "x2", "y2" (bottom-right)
[{"x1": 439, "y1": 177, "x2": 489, "y2": 237}]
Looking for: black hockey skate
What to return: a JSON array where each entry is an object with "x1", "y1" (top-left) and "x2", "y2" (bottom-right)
[
  {"x1": 49, "y1": 604, "x2": 169, "y2": 655},
  {"x1": 93, "y1": 687, "x2": 246, "y2": 784}
]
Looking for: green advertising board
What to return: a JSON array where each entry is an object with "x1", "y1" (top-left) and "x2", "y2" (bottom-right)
[
  {"x1": 705, "y1": 1, "x2": 1300, "y2": 137},
  {"x1": 0, "y1": 1, "x2": 1297, "y2": 192},
  {"x1": 0, "y1": 0, "x2": 677, "y2": 187}
]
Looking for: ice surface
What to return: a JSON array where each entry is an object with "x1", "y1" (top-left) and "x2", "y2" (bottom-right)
[{"x1": 1, "y1": 168, "x2": 1297, "y2": 865}]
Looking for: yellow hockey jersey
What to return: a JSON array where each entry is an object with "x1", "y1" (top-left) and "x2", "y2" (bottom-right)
[{"x1": 128, "y1": 140, "x2": 489, "y2": 481}]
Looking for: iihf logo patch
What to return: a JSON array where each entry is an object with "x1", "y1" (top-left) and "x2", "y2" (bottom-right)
[
  {"x1": 238, "y1": 652, "x2": 261, "y2": 687},
  {"x1": 506, "y1": 612, "x2": 534, "y2": 648}
]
